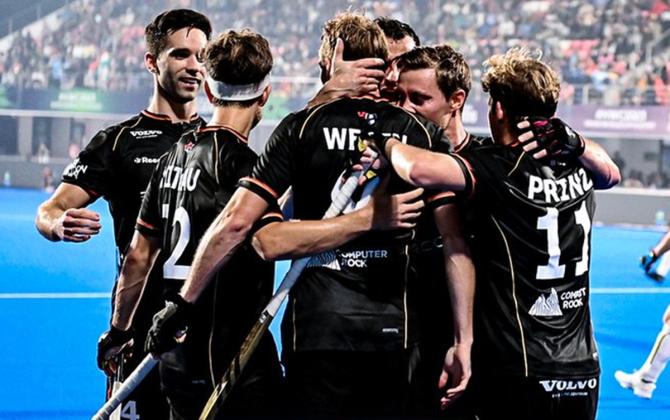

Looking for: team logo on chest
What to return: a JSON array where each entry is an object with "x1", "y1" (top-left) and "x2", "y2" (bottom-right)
[{"x1": 184, "y1": 141, "x2": 196, "y2": 152}]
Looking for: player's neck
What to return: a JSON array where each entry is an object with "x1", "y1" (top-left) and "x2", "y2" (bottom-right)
[
  {"x1": 445, "y1": 118, "x2": 468, "y2": 149},
  {"x1": 497, "y1": 127, "x2": 517, "y2": 147},
  {"x1": 146, "y1": 94, "x2": 198, "y2": 123},
  {"x1": 208, "y1": 106, "x2": 256, "y2": 137},
  {"x1": 351, "y1": 88, "x2": 381, "y2": 101}
]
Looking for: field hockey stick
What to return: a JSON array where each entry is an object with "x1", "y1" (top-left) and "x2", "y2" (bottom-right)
[
  {"x1": 199, "y1": 150, "x2": 379, "y2": 420},
  {"x1": 92, "y1": 355, "x2": 158, "y2": 420}
]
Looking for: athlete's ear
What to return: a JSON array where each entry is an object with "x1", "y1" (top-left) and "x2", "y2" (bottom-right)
[
  {"x1": 448, "y1": 89, "x2": 466, "y2": 114},
  {"x1": 495, "y1": 100, "x2": 505, "y2": 122},
  {"x1": 258, "y1": 85, "x2": 272, "y2": 107},
  {"x1": 204, "y1": 81, "x2": 214, "y2": 103},
  {"x1": 145, "y1": 52, "x2": 158, "y2": 75}
]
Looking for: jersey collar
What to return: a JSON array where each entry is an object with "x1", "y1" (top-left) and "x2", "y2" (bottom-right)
[
  {"x1": 197, "y1": 125, "x2": 248, "y2": 143},
  {"x1": 141, "y1": 109, "x2": 200, "y2": 123}
]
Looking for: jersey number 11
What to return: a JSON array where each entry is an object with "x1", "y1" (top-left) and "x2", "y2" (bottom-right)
[{"x1": 536, "y1": 202, "x2": 591, "y2": 280}]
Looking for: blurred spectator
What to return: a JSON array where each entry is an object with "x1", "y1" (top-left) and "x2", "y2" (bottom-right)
[
  {"x1": 36, "y1": 142, "x2": 50, "y2": 164},
  {"x1": 68, "y1": 142, "x2": 81, "y2": 160},
  {"x1": 0, "y1": 0, "x2": 667, "y2": 106},
  {"x1": 42, "y1": 166, "x2": 54, "y2": 192}
]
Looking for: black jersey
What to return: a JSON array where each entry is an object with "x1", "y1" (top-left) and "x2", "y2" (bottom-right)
[
  {"x1": 457, "y1": 144, "x2": 599, "y2": 378},
  {"x1": 240, "y1": 97, "x2": 443, "y2": 352},
  {"x1": 61, "y1": 110, "x2": 203, "y2": 263},
  {"x1": 62, "y1": 110, "x2": 203, "y2": 343},
  {"x1": 137, "y1": 126, "x2": 280, "y2": 370},
  {"x1": 410, "y1": 133, "x2": 492, "y2": 348}
]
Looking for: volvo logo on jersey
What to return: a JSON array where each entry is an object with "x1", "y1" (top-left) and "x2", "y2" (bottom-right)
[
  {"x1": 130, "y1": 129, "x2": 162, "y2": 139},
  {"x1": 538, "y1": 377, "x2": 598, "y2": 397}
]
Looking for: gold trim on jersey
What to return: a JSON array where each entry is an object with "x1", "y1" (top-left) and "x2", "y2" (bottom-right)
[
  {"x1": 112, "y1": 116, "x2": 143, "y2": 152},
  {"x1": 396, "y1": 106, "x2": 433, "y2": 149},
  {"x1": 492, "y1": 215, "x2": 529, "y2": 377},
  {"x1": 214, "y1": 132, "x2": 220, "y2": 185},
  {"x1": 507, "y1": 150, "x2": 527, "y2": 177},
  {"x1": 299, "y1": 102, "x2": 329, "y2": 140},
  {"x1": 403, "y1": 244, "x2": 410, "y2": 349},
  {"x1": 292, "y1": 296, "x2": 298, "y2": 351}
]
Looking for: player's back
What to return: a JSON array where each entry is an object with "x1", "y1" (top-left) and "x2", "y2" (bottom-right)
[
  {"x1": 139, "y1": 127, "x2": 275, "y2": 366},
  {"x1": 250, "y1": 97, "x2": 443, "y2": 353},
  {"x1": 459, "y1": 144, "x2": 599, "y2": 378}
]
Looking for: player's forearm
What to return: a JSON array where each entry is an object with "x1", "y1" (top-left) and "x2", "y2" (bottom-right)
[
  {"x1": 435, "y1": 204, "x2": 475, "y2": 345},
  {"x1": 385, "y1": 139, "x2": 466, "y2": 191},
  {"x1": 444, "y1": 243, "x2": 475, "y2": 345},
  {"x1": 252, "y1": 209, "x2": 372, "y2": 261},
  {"x1": 35, "y1": 201, "x2": 63, "y2": 241},
  {"x1": 111, "y1": 235, "x2": 160, "y2": 330},
  {"x1": 180, "y1": 212, "x2": 251, "y2": 303},
  {"x1": 578, "y1": 139, "x2": 621, "y2": 190}
]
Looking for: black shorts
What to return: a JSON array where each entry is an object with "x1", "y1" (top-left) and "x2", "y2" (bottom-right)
[
  {"x1": 159, "y1": 334, "x2": 282, "y2": 419},
  {"x1": 283, "y1": 348, "x2": 419, "y2": 419},
  {"x1": 472, "y1": 373, "x2": 600, "y2": 420}
]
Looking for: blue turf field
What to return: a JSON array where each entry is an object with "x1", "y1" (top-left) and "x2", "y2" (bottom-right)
[{"x1": 0, "y1": 188, "x2": 669, "y2": 419}]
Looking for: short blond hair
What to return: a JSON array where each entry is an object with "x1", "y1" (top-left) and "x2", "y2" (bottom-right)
[
  {"x1": 481, "y1": 47, "x2": 560, "y2": 119},
  {"x1": 318, "y1": 11, "x2": 388, "y2": 66}
]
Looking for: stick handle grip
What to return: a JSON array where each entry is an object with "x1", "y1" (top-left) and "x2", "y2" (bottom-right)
[{"x1": 91, "y1": 355, "x2": 158, "y2": 420}]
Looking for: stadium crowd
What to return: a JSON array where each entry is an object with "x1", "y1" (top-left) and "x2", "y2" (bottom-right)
[{"x1": 1, "y1": 0, "x2": 670, "y2": 105}]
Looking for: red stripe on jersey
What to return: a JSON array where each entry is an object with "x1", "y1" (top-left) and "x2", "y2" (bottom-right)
[
  {"x1": 452, "y1": 154, "x2": 477, "y2": 197},
  {"x1": 240, "y1": 177, "x2": 279, "y2": 199},
  {"x1": 83, "y1": 187, "x2": 100, "y2": 198},
  {"x1": 198, "y1": 125, "x2": 248, "y2": 143},
  {"x1": 136, "y1": 218, "x2": 158, "y2": 232},
  {"x1": 427, "y1": 191, "x2": 456, "y2": 203},
  {"x1": 452, "y1": 133, "x2": 471, "y2": 153},
  {"x1": 141, "y1": 110, "x2": 200, "y2": 123},
  {"x1": 262, "y1": 211, "x2": 284, "y2": 221}
]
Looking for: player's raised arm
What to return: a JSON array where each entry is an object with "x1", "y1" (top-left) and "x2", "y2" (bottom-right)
[
  {"x1": 181, "y1": 188, "x2": 269, "y2": 304},
  {"x1": 518, "y1": 117, "x2": 621, "y2": 189},
  {"x1": 578, "y1": 139, "x2": 621, "y2": 189},
  {"x1": 35, "y1": 183, "x2": 101, "y2": 242},
  {"x1": 252, "y1": 180, "x2": 424, "y2": 261},
  {"x1": 376, "y1": 136, "x2": 469, "y2": 192},
  {"x1": 307, "y1": 38, "x2": 386, "y2": 109}
]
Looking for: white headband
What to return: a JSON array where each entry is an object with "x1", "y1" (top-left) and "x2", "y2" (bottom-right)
[{"x1": 206, "y1": 74, "x2": 270, "y2": 101}]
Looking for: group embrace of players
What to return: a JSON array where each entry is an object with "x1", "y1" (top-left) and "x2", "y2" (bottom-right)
[{"x1": 36, "y1": 7, "x2": 622, "y2": 420}]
